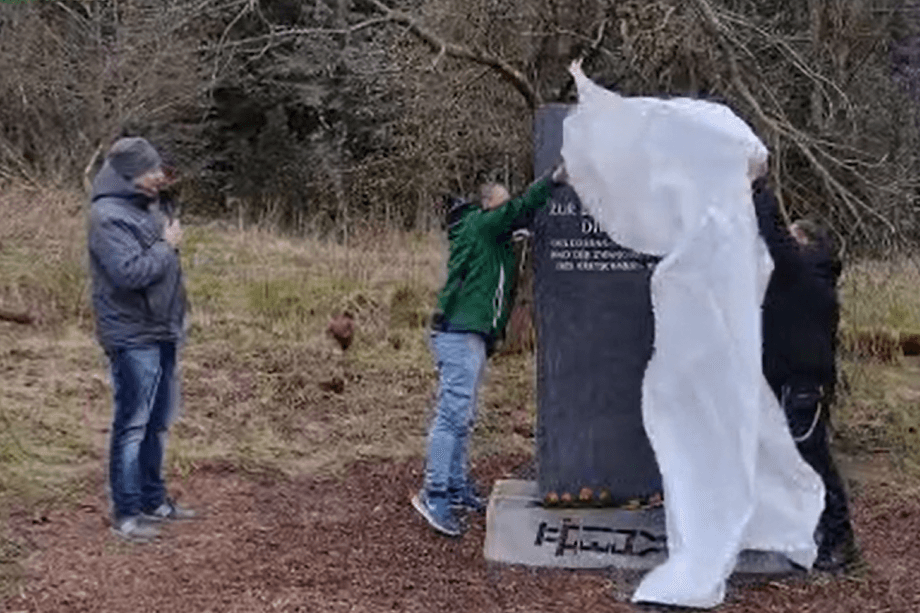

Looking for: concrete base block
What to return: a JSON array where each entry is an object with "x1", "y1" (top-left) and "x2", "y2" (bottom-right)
[{"x1": 484, "y1": 480, "x2": 800, "y2": 575}]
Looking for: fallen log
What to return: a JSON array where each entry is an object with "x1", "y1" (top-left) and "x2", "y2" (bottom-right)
[{"x1": 0, "y1": 308, "x2": 35, "y2": 325}]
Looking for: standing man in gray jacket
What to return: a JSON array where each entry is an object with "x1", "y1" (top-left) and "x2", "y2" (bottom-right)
[{"x1": 88, "y1": 137, "x2": 195, "y2": 542}]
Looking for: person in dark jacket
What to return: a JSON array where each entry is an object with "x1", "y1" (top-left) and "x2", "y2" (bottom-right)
[
  {"x1": 753, "y1": 177, "x2": 857, "y2": 572},
  {"x1": 88, "y1": 137, "x2": 195, "y2": 543},
  {"x1": 412, "y1": 166, "x2": 566, "y2": 537}
]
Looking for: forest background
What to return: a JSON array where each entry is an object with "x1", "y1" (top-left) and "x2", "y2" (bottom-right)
[{"x1": 2, "y1": 0, "x2": 920, "y2": 250}]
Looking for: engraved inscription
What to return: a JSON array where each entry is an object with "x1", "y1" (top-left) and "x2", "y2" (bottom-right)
[{"x1": 545, "y1": 196, "x2": 656, "y2": 273}]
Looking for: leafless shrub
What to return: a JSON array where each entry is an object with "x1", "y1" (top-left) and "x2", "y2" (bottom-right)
[
  {"x1": 560, "y1": 0, "x2": 920, "y2": 251},
  {"x1": 1, "y1": 0, "x2": 919, "y2": 250},
  {"x1": 0, "y1": 0, "x2": 202, "y2": 186}
]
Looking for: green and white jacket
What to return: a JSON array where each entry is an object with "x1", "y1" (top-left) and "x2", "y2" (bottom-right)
[{"x1": 434, "y1": 178, "x2": 553, "y2": 349}]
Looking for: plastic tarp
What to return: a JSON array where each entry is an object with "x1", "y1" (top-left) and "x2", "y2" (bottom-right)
[{"x1": 560, "y1": 62, "x2": 825, "y2": 608}]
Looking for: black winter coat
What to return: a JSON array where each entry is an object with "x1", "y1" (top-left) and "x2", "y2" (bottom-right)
[{"x1": 753, "y1": 178, "x2": 840, "y2": 398}]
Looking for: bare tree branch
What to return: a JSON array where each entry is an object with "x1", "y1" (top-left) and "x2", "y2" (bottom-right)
[
  {"x1": 0, "y1": 137, "x2": 38, "y2": 186},
  {"x1": 362, "y1": 0, "x2": 540, "y2": 109},
  {"x1": 718, "y1": 8, "x2": 853, "y2": 124},
  {"x1": 208, "y1": 18, "x2": 393, "y2": 50},
  {"x1": 591, "y1": 18, "x2": 607, "y2": 50},
  {"x1": 82, "y1": 142, "x2": 104, "y2": 194},
  {"x1": 690, "y1": 0, "x2": 896, "y2": 242},
  {"x1": 208, "y1": 0, "x2": 258, "y2": 96}
]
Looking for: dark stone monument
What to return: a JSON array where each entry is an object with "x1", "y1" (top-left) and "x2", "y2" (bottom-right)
[
  {"x1": 484, "y1": 105, "x2": 801, "y2": 577},
  {"x1": 532, "y1": 104, "x2": 662, "y2": 503}
]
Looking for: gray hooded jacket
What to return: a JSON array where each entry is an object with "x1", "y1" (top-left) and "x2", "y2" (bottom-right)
[{"x1": 88, "y1": 161, "x2": 186, "y2": 350}]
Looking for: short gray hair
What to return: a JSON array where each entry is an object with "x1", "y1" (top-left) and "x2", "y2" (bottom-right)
[{"x1": 480, "y1": 183, "x2": 510, "y2": 208}]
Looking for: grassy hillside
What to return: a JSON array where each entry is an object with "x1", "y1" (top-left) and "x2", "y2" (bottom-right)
[
  {"x1": 1, "y1": 182, "x2": 918, "y2": 517},
  {"x1": 837, "y1": 261, "x2": 920, "y2": 470},
  {"x1": 0, "y1": 185, "x2": 539, "y2": 520}
]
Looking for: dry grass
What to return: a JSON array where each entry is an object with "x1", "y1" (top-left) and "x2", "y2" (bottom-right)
[
  {"x1": 833, "y1": 259, "x2": 920, "y2": 469},
  {"x1": 0, "y1": 186, "x2": 523, "y2": 520},
  {"x1": 839, "y1": 259, "x2": 920, "y2": 361},
  {"x1": 2, "y1": 183, "x2": 920, "y2": 546},
  {"x1": 0, "y1": 185, "x2": 92, "y2": 327}
]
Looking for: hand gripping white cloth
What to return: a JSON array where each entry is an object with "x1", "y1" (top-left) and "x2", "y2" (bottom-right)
[{"x1": 561, "y1": 62, "x2": 825, "y2": 608}]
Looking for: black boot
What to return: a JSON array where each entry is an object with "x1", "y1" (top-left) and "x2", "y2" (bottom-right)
[{"x1": 814, "y1": 524, "x2": 860, "y2": 573}]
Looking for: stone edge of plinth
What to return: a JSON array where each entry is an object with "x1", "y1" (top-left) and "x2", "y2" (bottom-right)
[
  {"x1": 484, "y1": 479, "x2": 802, "y2": 575},
  {"x1": 484, "y1": 479, "x2": 666, "y2": 571}
]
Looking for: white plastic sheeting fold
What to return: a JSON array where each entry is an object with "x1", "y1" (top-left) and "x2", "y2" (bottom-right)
[{"x1": 561, "y1": 62, "x2": 825, "y2": 608}]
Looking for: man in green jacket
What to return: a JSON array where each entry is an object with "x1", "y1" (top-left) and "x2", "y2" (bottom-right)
[{"x1": 412, "y1": 165, "x2": 567, "y2": 536}]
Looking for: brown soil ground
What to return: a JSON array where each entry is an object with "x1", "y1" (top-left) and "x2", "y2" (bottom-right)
[{"x1": 2, "y1": 453, "x2": 919, "y2": 613}]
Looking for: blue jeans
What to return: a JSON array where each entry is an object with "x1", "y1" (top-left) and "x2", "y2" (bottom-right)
[
  {"x1": 425, "y1": 331, "x2": 487, "y2": 493},
  {"x1": 107, "y1": 342, "x2": 177, "y2": 520}
]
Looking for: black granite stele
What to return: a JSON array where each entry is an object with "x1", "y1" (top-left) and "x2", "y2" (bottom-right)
[{"x1": 532, "y1": 104, "x2": 662, "y2": 503}]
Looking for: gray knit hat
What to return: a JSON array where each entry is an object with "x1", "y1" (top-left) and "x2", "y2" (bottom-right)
[{"x1": 107, "y1": 137, "x2": 162, "y2": 180}]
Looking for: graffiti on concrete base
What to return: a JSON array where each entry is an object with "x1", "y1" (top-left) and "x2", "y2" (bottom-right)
[{"x1": 534, "y1": 520, "x2": 667, "y2": 557}]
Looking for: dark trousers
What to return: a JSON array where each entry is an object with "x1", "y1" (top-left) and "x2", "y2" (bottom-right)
[{"x1": 779, "y1": 381, "x2": 853, "y2": 554}]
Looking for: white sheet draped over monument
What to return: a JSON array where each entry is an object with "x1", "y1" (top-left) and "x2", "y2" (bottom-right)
[{"x1": 560, "y1": 61, "x2": 826, "y2": 609}]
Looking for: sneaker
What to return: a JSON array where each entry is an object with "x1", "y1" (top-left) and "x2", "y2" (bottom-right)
[
  {"x1": 449, "y1": 483, "x2": 487, "y2": 514},
  {"x1": 143, "y1": 497, "x2": 196, "y2": 521},
  {"x1": 111, "y1": 515, "x2": 160, "y2": 543},
  {"x1": 411, "y1": 490, "x2": 463, "y2": 537}
]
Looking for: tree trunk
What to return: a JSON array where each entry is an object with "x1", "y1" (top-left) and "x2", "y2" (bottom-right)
[{"x1": 501, "y1": 235, "x2": 536, "y2": 355}]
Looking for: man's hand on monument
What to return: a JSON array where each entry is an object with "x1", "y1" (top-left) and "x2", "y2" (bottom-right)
[
  {"x1": 551, "y1": 162, "x2": 568, "y2": 186},
  {"x1": 569, "y1": 57, "x2": 584, "y2": 78}
]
